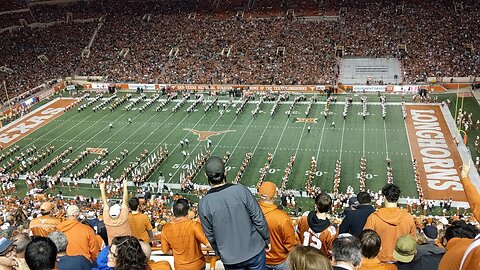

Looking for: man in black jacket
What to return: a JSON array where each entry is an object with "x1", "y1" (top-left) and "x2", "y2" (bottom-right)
[{"x1": 339, "y1": 192, "x2": 375, "y2": 237}]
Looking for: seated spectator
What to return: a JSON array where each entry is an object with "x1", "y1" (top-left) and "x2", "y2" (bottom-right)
[
  {"x1": 107, "y1": 236, "x2": 147, "y2": 270},
  {"x1": 359, "y1": 229, "x2": 397, "y2": 270},
  {"x1": 340, "y1": 192, "x2": 375, "y2": 237},
  {"x1": 0, "y1": 237, "x2": 16, "y2": 270},
  {"x1": 286, "y1": 245, "x2": 332, "y2": 270},
  {"x1": 393, "y1": 235, "x2": 417, "y2": 270},
  {"x1": 11, "y1": 233, "x2": 30, "y2": 259},
  {"x1": 24, "y1": 237, "x2": 58, "y2": 270},
  {"x1": 48, "y1": 231, "x2": 92, "y2": 270},
  {"x1": 331, "y1": 234, "x2": 362, "y2": 270},
  {"x1": 139, "y1": 241, "x2": 172, "y2": 270},
  {"x1": 29, "y1": 202, "x2": 59, "y2": 237}
]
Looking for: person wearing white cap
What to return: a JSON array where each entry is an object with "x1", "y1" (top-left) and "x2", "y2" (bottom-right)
[{"x1": 99, "y1": 178, "x2": 131, "y2": 245}]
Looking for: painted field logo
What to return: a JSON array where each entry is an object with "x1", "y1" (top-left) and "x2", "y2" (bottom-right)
[
  {"x1": 87, "y1": 148, "x2": 108, "y2": 155},
  {"x1": 296, "y1": 118, "x2": 318, "y2": 123},
  {"x1": 184, "y1": 128, "x2": 236, "y2": 141}
]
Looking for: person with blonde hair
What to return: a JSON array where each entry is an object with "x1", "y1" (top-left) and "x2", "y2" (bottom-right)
[{"x1": 286, "y1": 246, "x2": 332, "y2": 270}]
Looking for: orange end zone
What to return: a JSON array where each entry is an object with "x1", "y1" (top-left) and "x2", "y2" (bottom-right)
[
  {"x1": 404, "y1": 104, "x2": 466, "y2": 201},
  {"x1": 0, "y1": 98, "x2": 78, "y2": 149}
]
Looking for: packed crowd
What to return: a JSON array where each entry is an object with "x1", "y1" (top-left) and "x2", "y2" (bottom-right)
[
  {"x1": 1, "y1": 0, "x2": 479, "y2": 106},
  {"x1": 0, "y1": 156, "x2": 478, "y2": 270}
]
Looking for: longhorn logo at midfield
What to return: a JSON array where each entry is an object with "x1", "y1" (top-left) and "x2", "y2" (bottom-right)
[{"x1": 184, "y1": 128, "x2": 236, "y2": 141}]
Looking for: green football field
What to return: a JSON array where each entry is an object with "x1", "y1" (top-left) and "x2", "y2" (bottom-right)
[{"x1": 5, "y1": 91, "x2": 443, "y2": 199}]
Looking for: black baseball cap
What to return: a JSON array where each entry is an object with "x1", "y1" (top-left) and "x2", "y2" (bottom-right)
[{"x1": 205, "y1": 156, "x2": 225, "y2": 182}]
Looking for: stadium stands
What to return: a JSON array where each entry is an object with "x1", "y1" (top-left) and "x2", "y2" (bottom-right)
[{"x1": 0, "y1": 0, "x2": 479, "y2": 105}]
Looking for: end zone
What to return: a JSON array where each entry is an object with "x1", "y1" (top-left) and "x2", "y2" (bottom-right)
[
  {"x1": 405, "y1": 104, "x2": 480, "y2": 205},
  {"x1": 0, "y1": 98, "x2": 78, "y2": 149}
]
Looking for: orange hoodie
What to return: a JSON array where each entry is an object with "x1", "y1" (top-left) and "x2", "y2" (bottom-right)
[
  {"x1": 259, "y1": 201, "x2": 298, "y2": 265},
  {"x1": 457, "y1": 176, "x2": 480, "y2": 270},
  {"x1": 364, "y1": 207, "x2": 416, "y2": 262},
  {"x1": 56, "y1": 219, "x2": 100, "y2": 262}
]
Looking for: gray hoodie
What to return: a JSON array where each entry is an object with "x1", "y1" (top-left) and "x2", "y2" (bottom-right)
[{"x1": 199, "y1": 183, "x2": 270, "y2": 265}]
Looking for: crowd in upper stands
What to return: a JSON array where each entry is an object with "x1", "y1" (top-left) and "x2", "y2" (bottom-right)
[{"x1": 0, "y1": 0, "x2": 479, "y2": 106}]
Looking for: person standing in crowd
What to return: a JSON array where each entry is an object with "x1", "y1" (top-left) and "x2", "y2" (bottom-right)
[
  {"x1": 364, "y1": 184, "x2": 415, "y2": 262},
  {"x1": 416, "y1": 225, "x2": 444, "y2": 258},
  {"x1": 458, "y1": 162, "x2": 480, "y2": 270},
  {"x1": 29, "y1": 202, "x2": 59, "y2": 237},
  {"x1": 286, "y1": 246, "x2": 332, "y2": 270},
  {"x1": 339, "y1": 192, "x2": 375, "y2": 237},
  {"x1": 198, "y1": 156, "x2": 270, "y2": 270},
  {"x1": 100, "y1": 179, "x2": 131, "y2": 245},
  {"x1": 297, "y1": 193, "x2": 338, "y2": 258},
  {"x1": 359, "y1": 229, "x2": 397, "y2": 270},
  {"x1": 127, "y1": 197, "x2": 153, "y2": 244},
  {"x1": 56, "y1": 205, "x2": 100, "y2": 263},
  {"x1": 331, "y1": 234, "x2": 362, "y2": 270},
  {"x1": 438, "y1": 220, "x2": 479, "y2": 270},
  {"x1": 48, "y1": 231, "x2": 92, "y2": 270},
  {"x1": 161, "y1": 198, "x2": 210, "y2": 270},
  {"x1": 258, "y1": 181, "x2": 297, "y2": 270}
]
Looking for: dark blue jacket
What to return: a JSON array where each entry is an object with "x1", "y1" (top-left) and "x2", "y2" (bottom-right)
[
  {"x1": 339, "y1": 204, "x2": 375, "y2": 237},
  {"x1": 57, "y1": 255, "x2": 92, "y2": 270}
]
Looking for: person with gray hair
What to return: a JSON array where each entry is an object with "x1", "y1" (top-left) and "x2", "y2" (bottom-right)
[
  {"x1": 332, "y1": 234, "x2": 362, "y2": 270},
  {"x1": 48, "y1": 231, "x2": 92, "y2": 270}
]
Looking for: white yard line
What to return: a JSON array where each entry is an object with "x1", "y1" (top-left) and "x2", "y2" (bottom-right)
[
  {"x1": 271, "y1": 118, "x2": 291, "y2": 159},
  {"x1": 218, "y1": 116, "x2": 252, "y2": 159},
  {"x1": 362, "y1": 119, "x2": 366, "y2": 157},
  {"x1": 315, "y1": 119, "x2": 328, "y2": 162},
  {"x1": 339, "y1": 119, "x2": 347, "y2": 160},
  {"x1": 383, "y1": 120, "x2": 390, "y2": 159},
  {"x1": 293, "y1": 123, "x2": 307, "y2": 156}
]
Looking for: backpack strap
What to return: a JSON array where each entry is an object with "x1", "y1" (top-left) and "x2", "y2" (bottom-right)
[{"x1": 459, "y1": 234, "x2": 480, "y2": 270}]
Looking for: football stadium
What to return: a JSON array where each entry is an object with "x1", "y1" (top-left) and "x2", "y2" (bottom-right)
[{"x1": 0, "y1": 0, "x2": 480, "y2": 269}]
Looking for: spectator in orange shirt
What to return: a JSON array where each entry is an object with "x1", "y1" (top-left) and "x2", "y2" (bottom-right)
[
  {"x1": 438, "y1": 220, "x2": 479, "y2": 270},
  {"x1": 258, "y1": 181, "x2": 298, "y2": 270},
  {"x1": 127, "y1": 197, "x2": 153, "y2": 243},
  {"x1": 297, "y1": 193, "x2": 338, "y2": 258},
  {"x1": 359, "y1": 229, "x2": 397, "y2": 270},
  {"x1": 161, "y1": 198, "x2": 210, "y2": 270},
  {"x1": 56, "y1": 205, "x2": 100, "y2": 262},
  {"x1": 458, "y1": 162, "x2": 480, "y2": 270},
  {"x1": 29, "y1": 202, "x2": 59, "y2": 237},
  {"x1": 364, "y1": 184, "x2": 416, "y2": 262},
  {"x1": 139, "y1": 241, "x2": 172, "y2": 270}
]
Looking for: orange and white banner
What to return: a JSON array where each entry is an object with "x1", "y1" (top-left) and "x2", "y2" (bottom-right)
[{"x1": 405, "y1": 105, "x2": 466, "y2": 201}]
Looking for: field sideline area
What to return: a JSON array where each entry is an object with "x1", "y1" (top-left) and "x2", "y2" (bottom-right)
[{"x1": 1, "y1": 91, "x2": 479, "y2": 206}]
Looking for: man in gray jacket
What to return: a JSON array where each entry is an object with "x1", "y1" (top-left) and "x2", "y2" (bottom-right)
[{"x1": 199, "y1": 156, "x2": 270, "y2": 270}]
